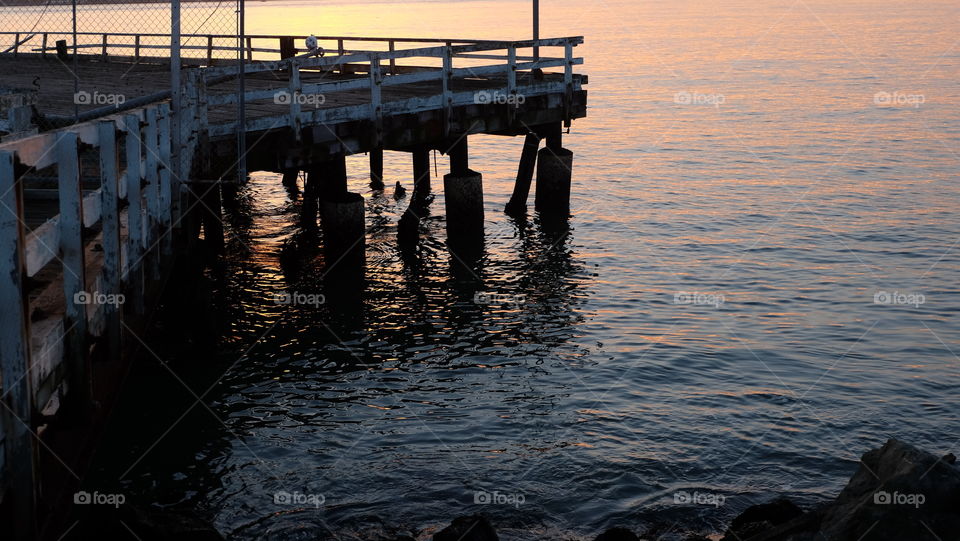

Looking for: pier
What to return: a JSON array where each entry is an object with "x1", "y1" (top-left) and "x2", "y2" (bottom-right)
[{"x1": 0, "y1": 32, "x2": 586, "y2": 539}]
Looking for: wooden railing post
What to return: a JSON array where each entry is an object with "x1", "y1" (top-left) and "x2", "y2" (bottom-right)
[
  {"x1": 144, "y1": 108, "x2": 160, "y2": 281},
  {"x1": 0, "y1": 149, "x2": 38, "y2": 541},
  {"x1": 388, "y1": 40, "x2": 396, "y2": 75},
  {"x1": 134, "y1": 34, "x2": 141, "y2": 62},
  {"x1": 158, "y1": 104, "x2": 173, "y2": 257},
  {"x1": 57, "y1": 132, "x2": 91, "y2": 413},
  {"x1": 124, "y1": 114, "x2": 144, "y2": 314},
  {"x1": 288, "y1": 61, "x2": 301, "y2": 138},
  {"x1": 97, "y1": 121, "x2": 121, "y2": 360},
  {"x1": 442, "y1": 45, "x2": 453, "y2": 137},
  {"x1": 337, "y1": 38, "x2": 345, "y2": 73},
  {"x1": 13, "y1": 33, "x2": 19, "y2": 57},
  {"x1": 101, "y1": 33, "x2": 108, "y2": 62},
  {"x1": 563, "y1": 40, "x2": 574, "y2": 125},
  {"x1": 206, "y1": 35, "x2": 214, "y2": 65},
  {"x1": 42, "y1": 33, "x2": 48, "y2": 58},
  {"x1": 369, "y1": 54, "x2": 382, "y2": 147}
]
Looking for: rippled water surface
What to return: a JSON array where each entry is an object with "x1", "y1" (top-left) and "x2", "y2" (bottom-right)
[{"x1": 87, "y1": 0, "x2": 960, "y2": 538}]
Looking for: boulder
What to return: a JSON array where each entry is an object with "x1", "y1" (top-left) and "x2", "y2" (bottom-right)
[
  {"x1": 433, "y1": 515, "x2": 498, "y2": 541},
  {"x1": 594, "y1": 527, "x2": 639, "y2": 541},
  {"x1": 720, "y1": 497, "x2": 803, "y2": 541},
  {"x1": 818, "y1": 439, "x2": 960, "y2": 540}
]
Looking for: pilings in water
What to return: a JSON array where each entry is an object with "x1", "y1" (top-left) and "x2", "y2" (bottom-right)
[
  {"x1": 369, "y1": 148, "x2": 384, "y2": 190},
  {"x1": 505, "y1": 132, "x2": 541, "y2": 215},
  {"x1": 443, "y1": 137, "x2": 484, "y2": 249},
  {"x1": 535, "y1": 124, "x2": 574, "y2": 217},
  {"x1": 504, "y1": 123, "x2": 574, "y2": 218}
]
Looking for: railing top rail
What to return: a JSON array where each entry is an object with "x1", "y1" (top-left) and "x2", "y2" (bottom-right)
[
  {"x1": 201, "y1": 37, "x2": 583, "y2": 79},
  {"x1": 0, "y1": 31, "x2": 561, "y2": 44}
]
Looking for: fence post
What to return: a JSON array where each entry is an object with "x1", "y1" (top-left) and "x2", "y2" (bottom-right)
[
  {"x1": 135, "y1": 34, "x2": 141, "y2": 62},
  {"x1": 102, "y1": 33, "x2": 108, "y2": 62},
  {"x1": 97, "y1": 121, "x2": 121, "y2": 360},
  {"x1": 564, "y1": 40, "x2": 574, "y2": 125},
  {"x1": 0, "y1": 149, "x2": 38, "y2": 541},
  {"x1": 42, "y1": 33, "x2": 48, "y2": 58},
  {"x1": 124, "y1": 114, "x2": 144, "y2": 314},
  {"x1": 57, "y1": 132, "x2": 91, "y2": 414}
]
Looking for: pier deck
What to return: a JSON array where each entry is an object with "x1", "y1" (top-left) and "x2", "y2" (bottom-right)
[{"x1": 0, "y1": 33, "x2": 587, "y2": 541}]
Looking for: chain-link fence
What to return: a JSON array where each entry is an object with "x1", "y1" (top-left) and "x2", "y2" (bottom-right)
[{"x1": 0, "y1": 0, "x2": 239, "y2": 134}]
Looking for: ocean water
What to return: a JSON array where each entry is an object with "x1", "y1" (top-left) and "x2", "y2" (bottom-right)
[{"x1": 71, "y1": 0, "x2": 960, "y2": 539}]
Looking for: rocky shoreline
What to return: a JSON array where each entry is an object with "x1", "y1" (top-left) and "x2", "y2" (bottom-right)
[
  {"x1": 77, "y1": 439, "x2": 958, "y2": 540},
  {"x1": 433, "y1": 439, "x2": 959, "y2": 541}
]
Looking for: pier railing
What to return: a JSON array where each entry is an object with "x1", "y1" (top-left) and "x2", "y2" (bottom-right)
[
  {"x1": 0, "y1": 31, "x2": 510, "y2": 65},
  {"x1": 0, "y1": 101, "x2": 188, "y2": 510},
  {"x1": 192, "y1": 37, "x2": 584, "y2": 138}
]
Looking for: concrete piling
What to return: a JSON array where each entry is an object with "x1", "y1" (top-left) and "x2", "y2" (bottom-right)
[
  {"x1": 320, "y1": 192, "x2": 366, "y2": 276},
  {"x1": 443, "y1": 138, "x2": 484, "y2": 244},
  {"x1": 534, "y1": 126, "x2": 573, "y2": 216}
]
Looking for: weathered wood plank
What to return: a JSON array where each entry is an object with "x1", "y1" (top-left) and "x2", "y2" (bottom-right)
[
  {"x1": 0, "y1": 148, "x2": 37, "y2": 540},
  {"x1": 97, "y1": 121, "x2": 121, "y2": 360},
  {"x1": 56, "y1": 132, "x2": 91, "y2": 413}
]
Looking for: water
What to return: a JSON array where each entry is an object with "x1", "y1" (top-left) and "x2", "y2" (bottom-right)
[{"x1": 68, "y1": 0, "x2": 960, "y2": 538}]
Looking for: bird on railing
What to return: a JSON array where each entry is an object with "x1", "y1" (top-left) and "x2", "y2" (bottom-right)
[
  {"x1": 305, "y1": 35, "x2": 324, "y2": 57},
  {"x1": 393, "y1": 181, "x2": 407, "y2": 200}
]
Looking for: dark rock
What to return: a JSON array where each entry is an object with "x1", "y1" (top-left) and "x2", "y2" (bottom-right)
[
  {"x1": 433, "y1": 515, "x2": 498, "y2": 541},
  {"x1": 720, "y1": 497, "x2": 803, "y2": 541},
  {"x1": 818, "y1": 439, "x2": 960, "y2": 541},
  {"x1": 594, "y1": 527, "x2": 639, "y2": 541},
  {"x1": 942, "y1": 453, "x2": 956, "y2": 465}
]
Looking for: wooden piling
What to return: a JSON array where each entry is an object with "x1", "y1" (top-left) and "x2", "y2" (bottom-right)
[
  {"x1": 535, "y1": 146, "x2": 573, "y2": 216},
  {"x1": 505, "y1": 132, "x2": 541, "y2": 215},
  {"x1": 369, "y1": 149, "x2": 384, "y2": 189},
  {"x1": 412, "y1": 147, "x2": 431, "y2": 205}
]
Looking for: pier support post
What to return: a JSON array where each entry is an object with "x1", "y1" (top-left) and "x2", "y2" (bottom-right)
[
  {"x1": 505, "y1": 132, "x2": 541, "y2": 215},
  {"x1": 320, "y1": 154, "x2": 348, "y2": 201},
  {"x1": 301, "y1": 167, "x2": 321, "y2": 230},
  {"x1": 281, "y1": 168, "x2": 299, "y2": 187},
  {"x1": 320, "y1": 192, "x2": 366, "y2": 277},
  {"x1": 443, "y1": 137, "x2": 484, "y2": 244},
  {"x1": 535, "y1": 125, "x2": 573, "y2": 216},
  {"x1": 412, "y1": 146, "x2": 431, "y2": 206},
  {"x1": 200, "y1": 181, "x2": 224, "y2": 252},
  {"x1": 369, "y1": 149, "x2": 384, "y2": 189}
]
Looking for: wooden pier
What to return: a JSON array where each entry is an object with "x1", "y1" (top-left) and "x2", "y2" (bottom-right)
[{"x1": 0, "y1": 32, "x2": 586, "y2": 540}]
